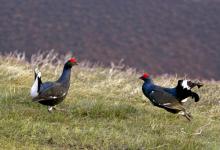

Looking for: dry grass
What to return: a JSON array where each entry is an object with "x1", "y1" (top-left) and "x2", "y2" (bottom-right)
[{"x1": 0, "y1": 52, "x2": 219, "y2": 149}]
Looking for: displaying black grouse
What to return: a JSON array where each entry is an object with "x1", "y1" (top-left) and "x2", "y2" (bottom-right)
[
  {"x1": 30, "y1": 58, "x2": 78, "y2": 112},
  {"x1": 174, "y1": 79, "x2": 203, "y2": 103},
  {"x1": 140, "y1": 73, "x2": 203, "y2": 121}
]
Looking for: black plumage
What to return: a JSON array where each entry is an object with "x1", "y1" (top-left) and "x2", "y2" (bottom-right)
[
  {"x1": 140, "y1": 73, "x2": 203, "y2": 121},
  {"x1": 175, "y1": 80, "x2": 203, "y2": 103},
  {"x1": 30, "y1": 58, "x2": 77, "y2": 112}
]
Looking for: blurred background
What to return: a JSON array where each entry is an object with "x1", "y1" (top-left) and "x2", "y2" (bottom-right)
[{"x1": 0, "y1": 0, "x2": 219, "y2": 79}]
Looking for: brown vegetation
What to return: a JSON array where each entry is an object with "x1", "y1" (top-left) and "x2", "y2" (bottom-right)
[{"x1": 0, "y1": 0, "x2": 220, "y2": 79}]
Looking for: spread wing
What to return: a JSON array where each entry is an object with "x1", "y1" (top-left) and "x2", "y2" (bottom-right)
[
  {"x1": 149, "y1": 90, "x2": 185, "y2": 113},
  {"x1": 32, "y1": 82, "x2": 67, "y2": 102}
]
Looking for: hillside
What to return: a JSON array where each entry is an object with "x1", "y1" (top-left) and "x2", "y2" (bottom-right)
[
  {"x1": 0, "y1": 53, "x2": 219, "y2": 149},
  {"x1": 0, "y1": 0, "x2": 220, "y2": 79}
]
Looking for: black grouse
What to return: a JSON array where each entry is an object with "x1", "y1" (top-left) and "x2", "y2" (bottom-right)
[
  {"x1": 140, "y1": 73, "x2": 203, "y2": 121},
  {"x1": 30, "y1": 58, "x2": 77, "y2": 112}
]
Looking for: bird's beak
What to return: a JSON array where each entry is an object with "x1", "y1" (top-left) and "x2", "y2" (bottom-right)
[
  {"x1": 75, "y1": 62, "x2": 78, "y2": 65},
  {"x1": 139, "y1": 76, "x2": 143, "y2": 80}
]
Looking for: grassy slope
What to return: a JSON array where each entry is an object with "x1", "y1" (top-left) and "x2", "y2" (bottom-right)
[{"x1": 0, "y1": 54, "x2": 219, "y2": 150}]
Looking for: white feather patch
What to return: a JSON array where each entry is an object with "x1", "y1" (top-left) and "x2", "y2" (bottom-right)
[
  {"x1": 38, "y1": 72, "x2": 41, "y2": 78},
  {"x1": 178, "y1": 111, "x2": 185, "y2": 115},
  {"x1": 181, "y1": 80, "x2": 190, "y2": 90},
  {"x1": 181, "y1": 98, "x2": 188, "y2": 103},
  {"x1": 48, "y1": 106, "x2": 53, "y2": 111},
  {"x1": 30, "y1": 78, "x2": 39, "y2": 98},
  {"x1": 50, "y1": 96, "x2": 57, "y2": 99},
  {"x1": 30, "y1": 71, "x2": 41, "y2": 98},
  {"x1": 163, "y1": 103, "x2": 171, "y2": 106},
  {"x1": 34, "y1": 68, "x2": 39, "y2": 74}
]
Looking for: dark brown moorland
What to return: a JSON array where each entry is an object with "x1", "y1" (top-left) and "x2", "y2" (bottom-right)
[{"x1": 0, "y1": 0, "x2": 220, "y2": 79}]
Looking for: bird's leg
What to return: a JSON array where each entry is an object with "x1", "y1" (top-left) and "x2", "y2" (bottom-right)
[
  {"x1": 53, "y1": 105, "x2": 57, "y2": 110},
  {"x1": 178, "y1": 111, "x2": 192, "y2": 122},
  {"x1": 184, "y1": 113, "x2": 192, "y2": 122},
  {"x1": 187, "y1": 111, "x2": 193, "y2": 119},
  {"x1": 48, "y1": 106, "x2": 53, "y2": 112}
]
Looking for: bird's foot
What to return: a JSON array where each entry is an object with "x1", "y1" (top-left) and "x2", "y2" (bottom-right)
[
  {"x1": 178, "y1": 111, "x2": 192, "y2": 122},
  {"x1": 184, "y1": 114, "x2": 192, "y2": 122},
  {"x1": 48, "y1": 106, "x2": 53, "y2": 113},
  {"x1": 186, "y1": 111, "x2": 193, "y2": 119},
  {"x1": 52, "y1": 106, "x2": 67, "y2": 112}
]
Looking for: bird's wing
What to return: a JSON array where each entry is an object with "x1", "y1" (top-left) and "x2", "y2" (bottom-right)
[
  {"x1": 37, "y1": 82, "x2": 53, "y2": 92},
  {"x1": 32, "y1": 82, "x2": 67, "y2": 102},
  {"x1": 149, "y1": 90, "x2": 185, "y2": 112}
]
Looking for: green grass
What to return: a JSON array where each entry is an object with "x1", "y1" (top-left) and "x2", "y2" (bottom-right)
[{"x1": 0, "y1": 54, "x2": 219, "y2": 149}]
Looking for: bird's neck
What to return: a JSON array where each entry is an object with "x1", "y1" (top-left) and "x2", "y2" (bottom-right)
[
  {"x1": 143, "y1": 78, "x2": 153, "y2": 84},
  {"x1": 142, "y1": 78, "x2": 154, "y2": 95},
  {"x1": 57, "y1": 66, "x2": 72, "y2": 84}
]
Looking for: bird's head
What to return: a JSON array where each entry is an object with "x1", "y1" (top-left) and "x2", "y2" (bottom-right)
[
  {"x1": 68, "y1": 58, "x2": 78, "y2": 65},
  {"x1": 139, "y1": 73, "x2": 150, "y2": 80},
  {"x1": 65, "y1": 58, "x2": 78, "y2": 68}
]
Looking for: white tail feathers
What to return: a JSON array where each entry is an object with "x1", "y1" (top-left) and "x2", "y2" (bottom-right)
[
  {"x1": 30, "y1": 69, "x2": 41, "y2": 98},
  {"x1": 181, "y1": 98, "x2": 188, "y2": 103},
  {"x1": 181, "y1": 80, "x2": 191, "y2": 90},
  {"x1": 38, "y1": 72, "x2": 41, "y2": 78}
]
